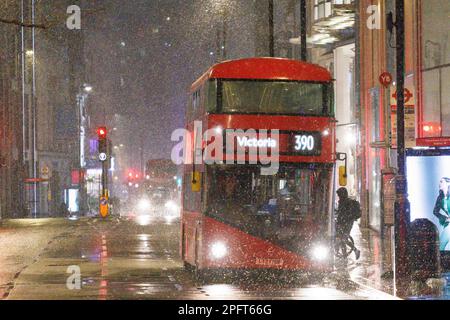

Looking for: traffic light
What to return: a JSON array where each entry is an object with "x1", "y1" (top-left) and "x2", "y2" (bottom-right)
[
  {"x1": 97, "y1": 127, "x2": 107, "y2": 139},
  {"x1": 96, "y1": 126, "x2": 109, "y2": 216},
  {"x1": 97, "y1": 126, "x2": 108, "y2": 154}
]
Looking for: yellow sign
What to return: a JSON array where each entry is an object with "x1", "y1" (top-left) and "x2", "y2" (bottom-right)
[
  {"x1": 100, "y1": 196, "x2": 109, "y2": 218},
  {"x1": 339, "y1": 166, "x2": 347, "y2": 187},
  {"x1": 41, "y1": 165, "x2": 50, "y2": 179},
  {"x1": 191, "y1": 172, "x2": 201, "y2": 192}
]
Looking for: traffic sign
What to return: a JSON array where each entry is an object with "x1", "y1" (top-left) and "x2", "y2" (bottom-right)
[
  {"x1": 41, "y1": 165, "x2": 50, "y2": 179},
  {"x1": 390, "y1": 80, "x2": 416, "y2": 149},
  {"x1": 392, "y1": 88, "x2": 413, "y2": 104},
  {"x1": 379, "y1": 71, "x2": 393, "y2": 88},
  {"x1": 99, "y1": 153, "x2": 107, "y2": 162},
  {"x1": 41, "y1": 165, "x2": 50, "y2": 175},
  {"x1": 99, "y1": 196, "x2": 109, "y2": 218}
]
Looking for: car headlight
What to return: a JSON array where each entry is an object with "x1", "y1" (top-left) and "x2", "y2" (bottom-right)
[
  {"x1": 165, "y1": 200, "x2": 179, "y2": 212},
  {"x1": 137, "y1": 199, "x2": 151, "y2": 211},
  {"x1": 165, "y1": 215, "x2": 176, "y2": 224},
  {"x1": 211, "y1": 242, "x2": 227, "y2": 259},
  {"x1": 136, "y1": 215, "x2": 152, "y2": 226},
  {"x1": 311, "y1": 245, "x2": 329, "y2": 261}
]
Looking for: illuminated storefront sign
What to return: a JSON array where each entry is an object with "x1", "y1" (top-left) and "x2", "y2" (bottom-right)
[{"x1": 407, "y1": 150, "x2": 450, "y2": 252}]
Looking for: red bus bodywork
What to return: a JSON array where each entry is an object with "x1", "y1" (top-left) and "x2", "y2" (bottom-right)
[{"x1": 182, "y1": 58, "x2": 336, "y2": 272}]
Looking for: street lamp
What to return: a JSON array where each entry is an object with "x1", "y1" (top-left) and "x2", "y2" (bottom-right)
[
  {"x1": 77, "y1": 84, "x2": 93, "y2": 215},
  {"x1": 269, "y1": 0, "x2": 274, "y2": 57},
  {"x1": 212, "y1": 0, "x2": 275, "y2": 59},
  {"x1": 83, "y1": 84, "x2": 93, "y2": 93},
  {"x1": 77, "y1": 84, "x2": 93, "y2": 168},
  {"x1": 390, "y1": 0, "x2": 411, "y2": 297},
  {"x1": 211, "y1": 0, "x2": 232, "y2": 62}
]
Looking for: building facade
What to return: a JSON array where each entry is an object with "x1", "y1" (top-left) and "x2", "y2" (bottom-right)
[
  {"x1": 0, "y1": 2, "x2": 26, "y2": 218},
  {"x1": 0, "y1": 0, "x2": 88, "y2": 218},
  {"x1": 358, "y1": 0, "x2": 450, "y2": 268}
]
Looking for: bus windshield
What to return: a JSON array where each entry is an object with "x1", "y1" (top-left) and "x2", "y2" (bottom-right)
[
  {"x1": 220, "y1": 80, "x2": 333, "y2": 116},
  {"x1": 206, "y1": 164, "x2": 333, "y2": 253}
]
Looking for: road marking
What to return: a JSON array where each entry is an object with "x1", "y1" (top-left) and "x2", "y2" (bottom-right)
[{"x1": 99, "y1": 234, "x2": 109, "y2": 300}]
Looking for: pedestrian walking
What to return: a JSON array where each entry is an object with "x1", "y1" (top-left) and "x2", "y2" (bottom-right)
[{"x1": 335, "y1": 187, "x2": 361, "y2": 260}]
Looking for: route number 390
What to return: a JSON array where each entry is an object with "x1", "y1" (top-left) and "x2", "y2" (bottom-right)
[{"x1": 294, "y1": 135, "x2": 315, "y2": 151}]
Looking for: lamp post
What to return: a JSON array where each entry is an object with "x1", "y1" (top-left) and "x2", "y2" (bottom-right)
[
  {"x1": 300, "y1": 0, "x2": 307, "y2": 61},
  {"x1": 31, "y1": 0, "x2": 37, "y2": 218},
  {"x1": 76, "y1": 84, "x2": 92, "y2": 215},
  {"x1": 269, "y1": 0, "x2": 274, "y2": 57},
  {"x1": 393, "y1": 0, "x2": 411, "y2": 296},
  {"x1": 212, "y1": 0, "x2": 230, "y2": 62}
]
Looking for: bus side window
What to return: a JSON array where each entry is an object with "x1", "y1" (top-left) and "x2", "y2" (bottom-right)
[
  {"x1": 186, "y1": 95, "x2": 193, "y2": 122},
  {"x1": 223, "y1": 82, "x2": 238, "y2": 111},
  {"x1": 199, "y1": 85, "x2": 205, "y2": 117},
  {"x1": 206, "y1": 80, "x2": 217, "y2": 113},
  {"x1": 193, "y1": 90, "x2": 200, "y2": 118},
  {"x1": 190, "y1": 89, "x2": 202, "y2": 119}
]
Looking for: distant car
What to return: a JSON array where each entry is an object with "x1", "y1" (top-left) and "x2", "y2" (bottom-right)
[
  {"x1": 128, "y1": 186, "x2": 180, "y2": 220},
  {"x1": 150, "y1": 187, "x2": 171, "y2": 206}
]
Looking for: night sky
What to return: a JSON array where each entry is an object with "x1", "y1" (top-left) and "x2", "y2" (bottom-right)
[{"x1": 82, "y1": 0, "x2": 226, "y2": 163}]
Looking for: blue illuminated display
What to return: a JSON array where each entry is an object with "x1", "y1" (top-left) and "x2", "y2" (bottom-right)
[{"x1": 407, "y1": 153, "x2": 450, "y2": 251}]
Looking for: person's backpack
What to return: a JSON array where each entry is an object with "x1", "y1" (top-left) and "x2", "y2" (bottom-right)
[{"x1": 349, "y1": 199, "x2": 362, "y2": 221}]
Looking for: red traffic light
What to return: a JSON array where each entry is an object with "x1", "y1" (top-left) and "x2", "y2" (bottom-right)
[{"x1": 97, "y1": 127, "x2": 107, "y2": 139}]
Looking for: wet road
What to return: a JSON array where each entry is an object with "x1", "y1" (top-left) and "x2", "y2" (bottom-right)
[{"x1": 0, "y1": 217, "x2": 396, "y2": 300}]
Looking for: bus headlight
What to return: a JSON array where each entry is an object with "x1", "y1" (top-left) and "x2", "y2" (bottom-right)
[
  {"x1": 311, "y1": 245, "x2": 329, "y2": 261},
  {"x1": 211, "y1": 242, "x2": 227, "y2": 259}
]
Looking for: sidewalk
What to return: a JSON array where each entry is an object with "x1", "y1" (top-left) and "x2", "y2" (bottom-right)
[
  {"x1": 347, "y1": 223, "x2": 450, "y2": 300},
  {"x1": 0, "y1": 219, "x2": 71, "y2": 299},
  {"x1": 346, "y1": 225, "x2": 396, "y2": 296}
]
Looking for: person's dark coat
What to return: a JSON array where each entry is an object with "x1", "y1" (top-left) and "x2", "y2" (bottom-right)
[{"x1": 336, "y1": 198, "x2": 360, "y2": 235}]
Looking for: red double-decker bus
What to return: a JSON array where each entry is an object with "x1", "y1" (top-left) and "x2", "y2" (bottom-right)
[{"x1": 181, "y1": 58, "x2": 336, "y2": 275}]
